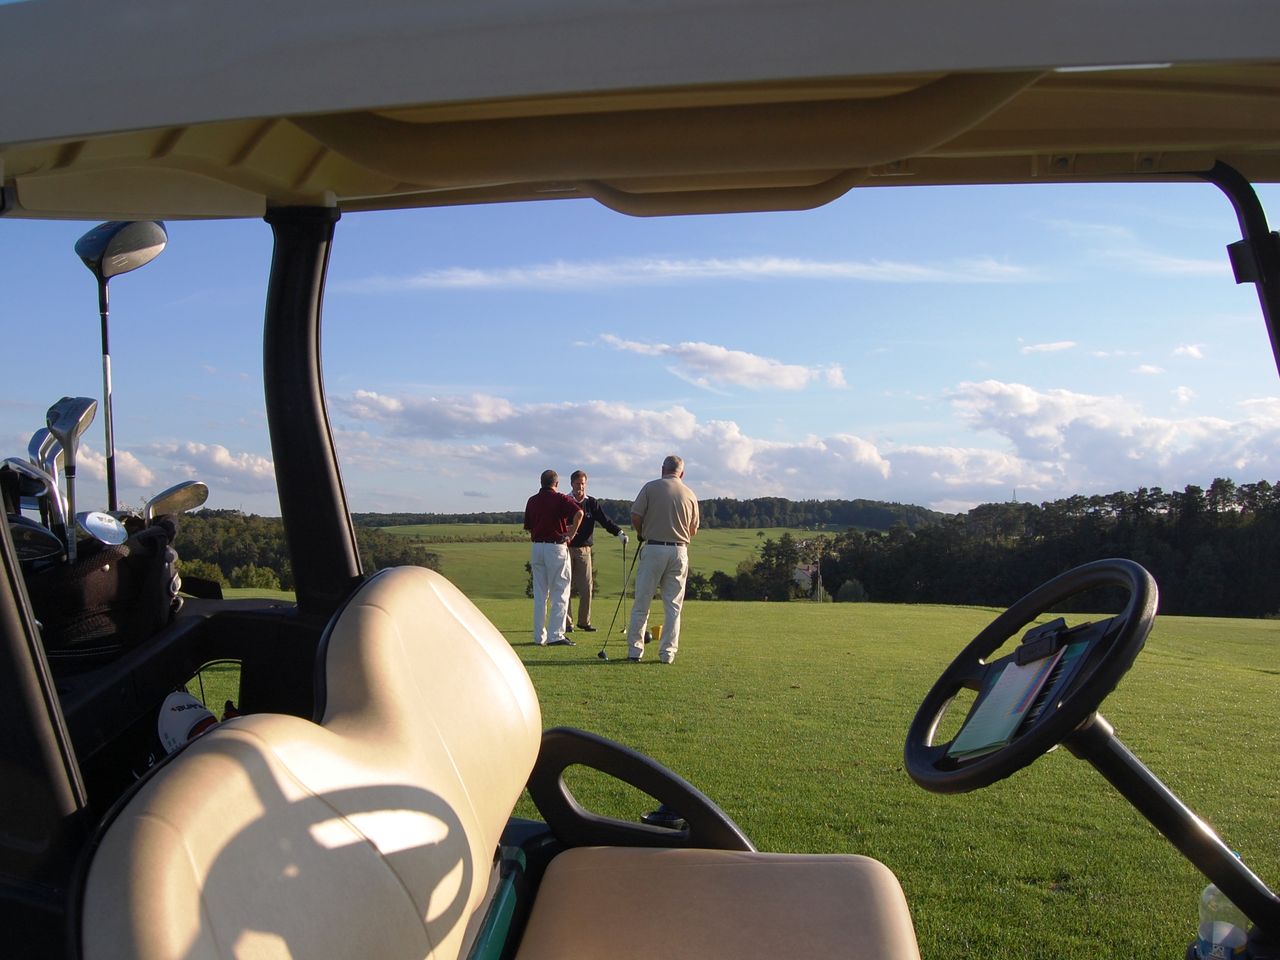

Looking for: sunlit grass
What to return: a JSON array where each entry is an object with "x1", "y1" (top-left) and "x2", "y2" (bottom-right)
[
  {"x1": 477, "y1": 597, "x2": 1280, "y2": 960},
  {"x1": 377, "y1": 525, "x2": 822, "y2": 600},
  {"x1": 184, "y1": 579, "x2": 1279, "y2": 958}
]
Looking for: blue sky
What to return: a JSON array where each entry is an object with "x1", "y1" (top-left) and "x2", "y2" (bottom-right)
[{"x1": 2, "y1": 180, "x2": 1278, "y2": 516}]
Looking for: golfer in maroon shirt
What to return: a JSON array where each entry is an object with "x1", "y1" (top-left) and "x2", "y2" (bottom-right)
[{"x1": 523, "y1": 470, "x2": 583, "y2": 646}]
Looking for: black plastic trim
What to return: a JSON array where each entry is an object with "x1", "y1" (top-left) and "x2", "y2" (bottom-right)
[
  {"x1": 527, "y1": 727, "x2": 754, "y2": 851},
  {"x1": 1195, "y1": 162, "x2": 1280, "y2": 379},
  {"x1": 1067, "y1": 716, "x2": 1280, "y2": 938},
  {"x1": 263, "y1": 206, "x2": 363, "y2": 621}
]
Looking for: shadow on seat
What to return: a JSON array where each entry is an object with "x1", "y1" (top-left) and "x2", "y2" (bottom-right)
[{"x1": 77, "y1": 566, "x2": 919, "y2": 960}]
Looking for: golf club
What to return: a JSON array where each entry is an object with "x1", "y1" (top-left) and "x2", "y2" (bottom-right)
[
  {"x1": 76, "y1": 510, "x2": 129, "y2": 546},
  {"x1": 143, "y1": 479, "x2": 209, "y2": 524},
  {"x1": 40, "y1": 439, "x2": 66, "y2": 526},
  {"x1": 28, "y1": 429, "x2": 65, "y2": 527},
  {"x1": 9, "y1": 516, "x2": 65, "y2": 562},
  {"x1": 26, "y1": 428, "x2": 52, "y2": 525},
  {"x1": 598, "y1": 539, "x2": 641, "y2": 661},
  {"x1": 28, "y1": 427, "x2": 51, "y2": 468},
  {"x1": 4, "y1": 457, "x2": 66, "y2": 530},
  {"x1": 74, "y1": 220, "x2": 168, "y2": 512},
  {"x1": 45, "y1": 396, "x2": 97, "y2": 563}
]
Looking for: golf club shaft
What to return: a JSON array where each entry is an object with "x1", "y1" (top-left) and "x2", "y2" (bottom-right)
[
  {"x1": 99, "y1": 282, "x2": 116, "y2": 512},
  {"x1": 600, "y1": 541, "x2": 641, "y2": 655},
  {"x1": 64, "y1": 463, "x2": 77, "y2": 563}
]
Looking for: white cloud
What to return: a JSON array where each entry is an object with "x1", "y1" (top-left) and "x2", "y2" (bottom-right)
[
  {"x1": 947, "y1": 380, "x2": 1279, "y2": 498},
  {"x1": 1132, "y1": 364, "x2": 1165, "y2": 375},
  {"x1": 1173, "y1": 386, "x2": 1196, "y2": 406},
  {"x1": 599, "y1": 334, "x2": 844, "y2": 392},
  {"x1": 330, "y1": 380, "x2": 1279, "y2": 514},
  {"x1": 74, "y1": 446, "x2": 156, "y2": 494},
  {"x1": 336, "y1": 254, "x2": 1039, "y2": 293},
  {"x1": 144, "y1": 442, "x2": 276, "y2": 493},
  {"x1": 1043, "y1": 218, "x2": 1229, "y2": 278},
  {"x1": 1174, "y1": 344, "x2": 1205, "y2": 359},
  {"x1": 1021, "y1": 341, "x2": 1077, "y2": 355}
]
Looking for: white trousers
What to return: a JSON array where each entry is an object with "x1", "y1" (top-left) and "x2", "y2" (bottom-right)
[
  {"x1": 531, "y1": 542, "x2": 572, "y2": 645},
  {"x1": 627, "y1": 543, "x2": 687, "y2": 662}
]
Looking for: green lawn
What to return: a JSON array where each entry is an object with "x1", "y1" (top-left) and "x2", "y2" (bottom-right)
[
  {"x1": 378, "y1": 524, "x2": 822, "y2": 600},
  {"x1": 475, "y1": 597, "x2": 1280, "y2": 960},
  {"x1": 187, "y1": 574, "x2": 1280, "y2": 958}
]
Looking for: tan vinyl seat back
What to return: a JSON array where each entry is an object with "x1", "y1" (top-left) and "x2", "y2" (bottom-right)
[{"x1": 80, "y1": 567, "x2": 542, "y2": 960}]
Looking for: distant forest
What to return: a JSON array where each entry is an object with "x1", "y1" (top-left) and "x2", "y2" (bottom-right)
[
  {"x1": 817, "y1": 479, "x2": 1279, "y2": 618},
  {"x1": 177, "y1": 481, "x2": 1279, "y2": 617},
  {"x1": 174, "y1": 510, "x2": 438, "y2": 591},
  {"x1": 352, "y1": 496, "x2": 942, "y2": 532}
]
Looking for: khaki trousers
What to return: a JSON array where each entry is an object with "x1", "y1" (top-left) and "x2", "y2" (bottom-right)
[
  {"x1": 626, "y1": 543, "x2": 687, "y2": 663},
  {"x1": 569, "y1": 545, "x2": 593, "y2": 627}
]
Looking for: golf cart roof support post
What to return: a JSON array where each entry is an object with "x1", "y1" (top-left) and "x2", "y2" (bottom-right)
[
  {"x1": 0, "y1": 518, "x2": 87, "y2": 947},
  {"x1": 263, "y1": 205, "x2": 363, "y2": 619},
  {"x1": 1196, "y1": 162, "x2": 1280, "y2": 381},
  {"x1": 1066, "y1": 714, "x2": 1280, "y2": 935}
]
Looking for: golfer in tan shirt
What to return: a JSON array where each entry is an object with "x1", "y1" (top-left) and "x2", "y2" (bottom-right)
[{"x1": 626, "y1": 455, "x2": 699, "y2": 663}]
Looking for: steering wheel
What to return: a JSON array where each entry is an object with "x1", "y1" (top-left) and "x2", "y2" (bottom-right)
[{"x1": 905, "y1": 558, "x2": 1157, "y2": 794}]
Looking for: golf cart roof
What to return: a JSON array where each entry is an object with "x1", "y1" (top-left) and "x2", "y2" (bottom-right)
[{"x1": 2, "y1": 0, "x2": 1279, "y2": 220}]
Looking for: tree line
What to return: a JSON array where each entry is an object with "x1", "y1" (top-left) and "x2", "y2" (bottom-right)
[
  {"x1": 175, "y1": 479, "x2": 1278, "y2": 617},
  {"x1": 356, "y1": 496, "x2": 940, "y2": 532},
  {"x1": 174, "y1": 510, "x2": 438, "y2": 591},
  {"x1": 816, "y1": 479, "x2": 1279, "y2": 617}
]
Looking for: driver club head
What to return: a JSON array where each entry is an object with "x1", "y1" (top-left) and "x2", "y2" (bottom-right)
[
  {"x1": 597, "y1": 650, "x2": 609, "y2": 661},
  {"x1": 46, "y1": 396, "x2": 97, "y2": 562},
  {"x1": 74, "y1": 220, "x2": 168, "y2": 281},
  {"x1": 143, "y1": 479, "x2": 209, "y2": 524}
]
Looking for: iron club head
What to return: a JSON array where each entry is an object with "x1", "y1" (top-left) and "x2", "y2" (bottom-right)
[
  {"x1": 45, "y1": 397, "x2": 97, "y2": 562},
  {"x1": 28, "y1": 427, "x2": 52, "y2": 466},
  {"x1": 3, "y1": 457, "x2": 67, "y2": 543},
  {"x1": 143, "y1": 480, "x2": 209, "y2": 524}
]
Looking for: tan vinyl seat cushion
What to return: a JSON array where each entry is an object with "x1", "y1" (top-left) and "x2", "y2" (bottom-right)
[
  {"x1": 80, "y1": 565, "x2": 920, "y2": 960},
  {"x1": 82, "y1": 567, "x2": 542, "y2": 960},
  {"x1": 515, "y1": 847, "x2": 920, "y2": 960}
]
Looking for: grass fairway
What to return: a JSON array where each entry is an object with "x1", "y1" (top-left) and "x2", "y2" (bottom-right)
[
  {"x1": 379, "y1": 524, "x2": 821, "y2": 599},
  {"x1": 474, "y1": 597, "x2": 1280, "y2": 960}
]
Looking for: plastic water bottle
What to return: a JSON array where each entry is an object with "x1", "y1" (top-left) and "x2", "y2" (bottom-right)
[{"x1": 1197, "y1": 882, "x2": 1251, "y2": 960}]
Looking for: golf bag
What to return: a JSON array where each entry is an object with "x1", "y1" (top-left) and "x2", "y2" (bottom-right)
[{"x1": 25, "y1": 515, "x2": 183, "y2": 674}]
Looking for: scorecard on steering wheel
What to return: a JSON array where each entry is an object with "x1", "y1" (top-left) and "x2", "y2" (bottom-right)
[{"x1": 905, "y1": 559, "x2": 1157, "y2": 794}]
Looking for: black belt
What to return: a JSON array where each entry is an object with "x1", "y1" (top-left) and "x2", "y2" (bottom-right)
[
  {"x1": 532, "y1": 539, "x2": 566, "y2": 544},
  {"x1": 646, "y1": 540, "x2": 682, "y2": 546}
]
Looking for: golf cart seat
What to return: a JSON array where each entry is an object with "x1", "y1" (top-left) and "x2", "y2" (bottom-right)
[{"x1": 77, "y1": 566, "x2": 919, "y2": 960}]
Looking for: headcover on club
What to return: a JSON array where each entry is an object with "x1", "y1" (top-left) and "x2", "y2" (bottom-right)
[{"x1": 157, "y1": 690, "x2": 217, "y2": 755}]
